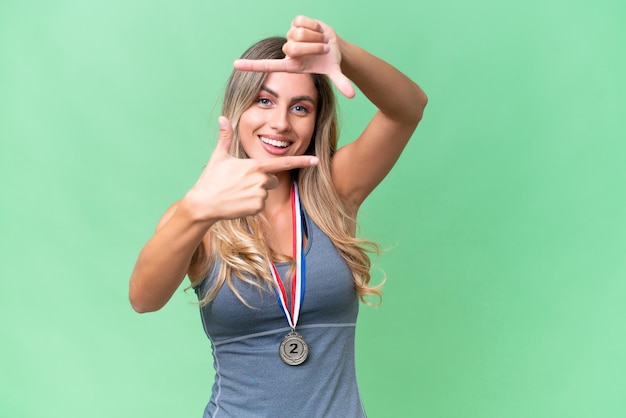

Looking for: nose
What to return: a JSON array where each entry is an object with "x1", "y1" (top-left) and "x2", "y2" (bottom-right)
[{"x1": 269, "y1": 108, "x2": 291, "y2": 132}]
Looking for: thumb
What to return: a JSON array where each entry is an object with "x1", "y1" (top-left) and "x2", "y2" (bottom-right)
[
  {"x1": 329, "y1": 69, "x2": 355, "y2": 99},
  {"x1": 214, "y1": 116, "x2": 234, "y2": 157}
]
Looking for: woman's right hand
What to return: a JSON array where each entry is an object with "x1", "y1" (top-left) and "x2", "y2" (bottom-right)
[{"x1": 182, "y1": 116, "x2": 319, "y2": 222}]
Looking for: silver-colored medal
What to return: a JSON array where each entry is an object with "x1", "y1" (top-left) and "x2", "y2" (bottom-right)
[{"x1": 279, "y1": 330, "x2": 309, "y2": 366}]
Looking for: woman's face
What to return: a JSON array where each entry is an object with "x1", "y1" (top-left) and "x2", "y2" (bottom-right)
[{"x1": 238, "y1": 72, "x2": 318, "y2": 160}]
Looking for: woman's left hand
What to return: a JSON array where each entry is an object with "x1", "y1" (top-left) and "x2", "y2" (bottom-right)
[{"x1": 234, "y1": 15, "x2": 355, "y2": 98}]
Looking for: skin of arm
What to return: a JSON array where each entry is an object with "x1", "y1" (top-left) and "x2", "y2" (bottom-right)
[
  {"x1": 331, "y1": 36, "x2": 428, "y2": 211},
  {"x1": 128, "y1": 202, "x2": 214, "y2": 313}
]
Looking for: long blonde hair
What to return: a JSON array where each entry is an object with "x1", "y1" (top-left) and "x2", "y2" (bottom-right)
[{"x1": 190, "y1": 37, "x2": 382, "y2": 305}]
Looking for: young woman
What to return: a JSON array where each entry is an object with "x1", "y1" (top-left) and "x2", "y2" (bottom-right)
[{"x1": 129, "y1": 15, "x2": 427, "y2": 417}]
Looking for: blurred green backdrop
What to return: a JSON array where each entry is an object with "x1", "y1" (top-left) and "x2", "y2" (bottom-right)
[{"x1": 1, "y1": 0, "x2": 625, "y2": 417}]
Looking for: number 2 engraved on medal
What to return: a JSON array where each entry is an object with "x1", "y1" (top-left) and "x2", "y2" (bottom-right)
[{"x1": 279, "y1": 331, "x2": 309, "y2": 366}]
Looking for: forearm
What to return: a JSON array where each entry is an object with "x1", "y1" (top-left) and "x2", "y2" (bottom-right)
[
  {"x1": 338, "y1": 38, "x2": 427, "y2": 123},
  {"x1": 129, "y1": 202, "x2": 216, "y2": 313}
]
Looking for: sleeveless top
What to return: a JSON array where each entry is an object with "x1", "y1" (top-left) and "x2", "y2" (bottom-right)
[{"x1": 194, "y1": 210, "x2": 366, "y2": 418}]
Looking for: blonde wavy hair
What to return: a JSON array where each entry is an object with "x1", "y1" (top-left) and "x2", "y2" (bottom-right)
[{"x1": 189, "y1": 37, "x2": 382, "y2": 306}]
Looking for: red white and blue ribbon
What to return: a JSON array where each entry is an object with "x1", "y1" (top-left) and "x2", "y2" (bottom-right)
[{"x1": 269, "y1": 182, "x2": 306, "y2": 330}]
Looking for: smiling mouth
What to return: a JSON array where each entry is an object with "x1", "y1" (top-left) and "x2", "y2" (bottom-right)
[{"x1": 260, "y1": 136, "x2": 291, "y2": 148}]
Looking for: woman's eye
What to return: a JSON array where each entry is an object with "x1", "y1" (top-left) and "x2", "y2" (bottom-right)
[
  {"x1": 256, "y1": 98, "x2": 272, "y2": 106},
  {"x1": 292, "y1": 105, "x2": 310, "y2": 114}
]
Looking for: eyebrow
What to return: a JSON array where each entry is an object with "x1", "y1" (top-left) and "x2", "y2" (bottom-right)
[{"x1": 260, "y1": 85, "x2": 316, "y2": 105}]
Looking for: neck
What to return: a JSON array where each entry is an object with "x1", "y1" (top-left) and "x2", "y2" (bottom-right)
[{"x1": 264, "y1": 172, "x2": 294, "y2": 212}]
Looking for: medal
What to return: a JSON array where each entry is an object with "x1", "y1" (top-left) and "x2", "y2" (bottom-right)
[
  {"x1": 279, "y1": 330, "x2": 309, "y2": 365},
  {"x1": 269, "y1": 182, "x2": 309, "y2": 366}
]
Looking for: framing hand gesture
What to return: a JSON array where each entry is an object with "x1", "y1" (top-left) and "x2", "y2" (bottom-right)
[
  {"x1": 234, "y1": 16, "x2": 355, "y2": 98},
  {"x1": 184, "y1": 116, "x2": 319, "y2": 221}
]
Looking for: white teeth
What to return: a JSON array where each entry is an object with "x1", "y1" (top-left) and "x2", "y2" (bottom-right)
[{"x1": 260, "y1": 136, "x2": 289, "y2": 148}]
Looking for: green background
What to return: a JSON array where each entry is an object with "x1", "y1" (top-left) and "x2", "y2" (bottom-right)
[{"x1": 1, "y1": 0, "x2": 625, "y2": 417}]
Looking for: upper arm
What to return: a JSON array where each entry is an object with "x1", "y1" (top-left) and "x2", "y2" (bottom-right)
[{"x1": 331, "y1": 109, "x2": 422, "y2": 208}]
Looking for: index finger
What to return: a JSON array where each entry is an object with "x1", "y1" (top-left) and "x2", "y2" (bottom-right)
[
  {"x1": 257, "y1": 155, "x2": 320, "y2": 173},
  {"x1": 234, "y1": 58, "x2": 295, "y2": 73}
]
